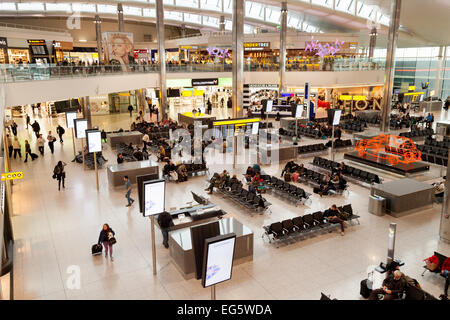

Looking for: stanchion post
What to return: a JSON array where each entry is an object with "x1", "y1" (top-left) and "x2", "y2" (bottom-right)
[
  {"x1": 211, "y1": 285, "x2": 216, "y2": 300},
  {"x1": 331, "y1": 124, "x2": 335, "y2": 161},
  {"x1": 93, "y1": 152, "x2": 99, "y2": 191},
  {"x1": 71, "y1": 128, "x2": 76, "y2": 157},
  {"x1": 81, "y1": 139, "x2": 85, "y2": 170},
  {"x1": 150, "y1": 215, "x2": 157, "y2": 275}
]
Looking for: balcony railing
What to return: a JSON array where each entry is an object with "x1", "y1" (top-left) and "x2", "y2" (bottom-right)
[{"x1": 0, "y1": 59, "x2": 385, "y2": 83}]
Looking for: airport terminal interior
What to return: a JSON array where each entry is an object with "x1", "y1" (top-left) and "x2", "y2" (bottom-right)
[{"x1": 1, "y1": 0, "x2": 450, "y2": 302}]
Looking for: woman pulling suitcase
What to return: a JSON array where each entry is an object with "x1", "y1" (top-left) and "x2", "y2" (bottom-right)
[{"x1": 98, "y1": 224, "x2": 116, "y2": 261}]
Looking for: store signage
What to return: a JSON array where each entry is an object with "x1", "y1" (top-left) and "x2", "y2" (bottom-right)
[
  {"x1": 408, "y1": 86, "x2": 416, "y2": 91},
  {"x1": 0, "y1": 37, "x2": 7, "y2": 48},
  {"x1": 27, "y1": 39, "x2": 46, "y2": 45},
  {"x1": 192, "y1": 78, "x2": 218, "y2": 86},
  {"x1": 53, "y1": 41, "x2": 73, "y2": 50},
  {"x1": 143, "y1": 179, "x2": 166, "y2": 217},
  {"x1": 244, "y1": 42, "x2": 270, "y2": 51},
  {"x1": 180, "y1": 45, "x2": 198, "y2": 50},
  {"x1": 218, "y1": 78, "x2": 232, "y2": 87},
  {"x1": 339, "y1": 95, "x2": 353, "y2": 101},
  {"x1": 305, "y1": 39, "x2": 344, "y2": 57},
  {"x1": 182, "y1": 90, "x2": 193, "y2": 97},
  {"x1": 352, "y1": 96, "x2": 367, "y2": 101},
  {"x1": 167, "y1": 79, "x2": 191, "y2": 87},
  {"x1": 194, "y1": 90, "x2": 203, "y2": 96},
  {"x1": 206, "y1": 47, "x2": 229, "y2": 58},
  {"x1": 213, "y1": 118, "x2": 260, "y2": 126},
  {"x1": 248, "y1": 84, "x2": 278, "y2": 88}
]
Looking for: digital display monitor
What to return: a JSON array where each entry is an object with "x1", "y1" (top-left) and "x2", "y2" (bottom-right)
[
  {"x1": 74, "y1": 119, "x2": 88, "y2": 139},
  {"x1": 143, "y1": 179, "x2": 166, "y2": 217},
  {"x1": 86, "y1": 130, "x2": 102, "y2": 153},
  {"x1": 266, "y1": 100, "x2": 273, "y2": 112},
  {"x1": 333, "y1": 109, "x2": 342, "y2": 126},
  {"x1": 65, "y1": 111, "x2": 77, "y2": 129},
  {"x1": 252, "y1": 122, "x2": 259, "y2": 135},
  {"x1": 201, "y1": 233, "x2": 236, "y2": 288},
  {"x1": 295, "y1": 104, "x2": 303, "y2": 118}
]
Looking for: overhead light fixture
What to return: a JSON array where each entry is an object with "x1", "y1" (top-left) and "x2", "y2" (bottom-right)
[{"x1": 79, "y1": 39, "x2": 87, "y2": 42}]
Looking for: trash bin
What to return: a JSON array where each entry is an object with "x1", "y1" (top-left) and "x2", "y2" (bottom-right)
[{"x1": 368, "y1": 195, "x2": 386, "y2": 216}]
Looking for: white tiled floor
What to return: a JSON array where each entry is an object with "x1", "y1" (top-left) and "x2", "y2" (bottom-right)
[{"x1": 4, "y1": 108, "x2": 450, "y2": 300}]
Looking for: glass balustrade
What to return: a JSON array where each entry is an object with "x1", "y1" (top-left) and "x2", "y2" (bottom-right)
[{"x1": 0, "y1": 59, "x2": 385, "y2": 83}]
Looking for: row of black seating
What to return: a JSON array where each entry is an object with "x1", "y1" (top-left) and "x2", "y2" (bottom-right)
[
  {"x1": 279, "y1": 128, "x2": 300, "y2": 138},
  {"x1": 416, "y1": 144, "x2": 448, "y2": 157},
  {"x1": 299, "y1": 168, "x2": 348, "y2": 195},
  {"x1": 297, "y1": 143, "x2": 328, "y2": 155},
  {"x1": 214, "y1": 178, "x2": 271, "y2": 212},
  {"x1": 163, "y1": 162, "x2": 208, "y2": 180},
  {"x1": 424, "y1": 136, "x2": 449, "y2": 149},
  {"x1": 416, "y1": 151, "x2": 448, "y2": 167},
  {"x1": 341, "y1": 120, "x2": 367, "y2": 132},
  {"x1": 262, "y1": 204, "x2": 360, "y2": 246},
  {"x1": 85, "y1": 152, "x2": 107, "y2": 169},
  {"x1": 326, "y1": 139, "x2": 352, "y2": 149},
  {"x1": 399, "y1": 128, "x2": 434, "y2": 138},
  {"x1": 263, "y1": 175, "x2": 310, "y2": 206},
  {"x1": 297, "y1": 126, "x2": 322, "y2": 138},
  {"x1": 313, "y1": 156, "x2": 381, "y2": 184}
]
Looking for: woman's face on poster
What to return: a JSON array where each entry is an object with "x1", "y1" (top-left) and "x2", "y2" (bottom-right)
[{"x1": 111, "y1": 37, "x2": 130, "y2": 58}]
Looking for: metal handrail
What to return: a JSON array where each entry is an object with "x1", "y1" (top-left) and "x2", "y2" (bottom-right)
[{"x1": 0, "y1": 59, "x2": 385, "y2": 83}]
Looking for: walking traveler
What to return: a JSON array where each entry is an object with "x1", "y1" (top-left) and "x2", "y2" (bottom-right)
[
  {"x1": 98, "y1": 224, "x2": 115, "y2": 261},
  {"x1": 12, "y1": 136, "x2": 21, "y2": 159},
  {"x1": 53, "y1": 161, "x2": 67, "y2": 190},
  {"x1": 124, "y1": 176, "x2": 135, "y2": 207}
]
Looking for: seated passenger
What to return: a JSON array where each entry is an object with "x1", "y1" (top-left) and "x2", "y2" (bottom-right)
[
  {"x1": 205, "y1": 170, "x2": 228, "y2": 194},
  {"x1": 323, "y1": 204, "x2": 345, "y2": 236},
  {"x1": 337, "y1": 173, "x2": 347, "y2": 190},
  {"x1": 229, "y1": 174, "x2": 241, "y2": 186},
  {"x1": 433, "y1": 180, "x2": 445, "y2": 198},
  {"x1": 368, "y1": 271, "x2": 406, "y2": 300},
  {"x1": 117, "y1": 153, "x2": 124, "y2": 164},
  {"x1": 133, "y1": 148, "x2": 144, "y2": 161},
  {"x1": 252, "y1": 163, "x2": 261, "y2": 174},
  {"x1": 281, "y1": 161, "x2": 295, "y2": 177},
  {"x1": 245, "y1": 166, "x2": 255, "y2": 182},
  {"x1": 177, "y1": 163, "x2": 188, "y2": 182},
  {"x1": 318, "y1": 179, "x2": 337, "y2": 197}
]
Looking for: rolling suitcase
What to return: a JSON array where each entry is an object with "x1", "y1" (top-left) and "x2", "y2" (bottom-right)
[
  {"x1": 91, "y1": 244, "x2": 103, "y2": 256},
  {"x1": 30, "y1": 153, "x2": 38, "y2": 160}
]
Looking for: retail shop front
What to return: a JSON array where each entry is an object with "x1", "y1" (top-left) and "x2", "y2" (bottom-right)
[
  {"x1": 51, "y1": 41, "x2": 74, "y2": 64},
  {"x1": 63, "y1": 47, "x2": 99, "y2": 65},
  {"x1": 166, "y1": 78, "x2": 232, "y2": 120}
]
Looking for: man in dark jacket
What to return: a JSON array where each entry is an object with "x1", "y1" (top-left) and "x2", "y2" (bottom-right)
[
  {"x1": 157, "y1": 211, "x2": 174, "y2": 248},
  {"x1": 31, "y1": 120, "x2": 40, "y2": 138},
  {"x1": 56, "y1": 125, "x2": 65, "y2": 143},
  {"x1": 368, "y1": 271, "x2": 406, "y2": 300},
  {"x1": 128, "y1": 104, "x2": 134, "y2": 117}
]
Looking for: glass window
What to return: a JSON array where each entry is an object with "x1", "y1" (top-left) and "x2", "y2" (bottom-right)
[
  {"x1": 176, "y1": 0, "x2": 199, "y2": 8},
  {"x1": 17, "y1": 2, "x2": 44, "y2": 11},
  {"x1": 72, "y1": 3, "x2": 96, "y2": 13},
  {"x1": 225, "y1": 19, "x2": 232, "y2": 30},
  {"x1": 245, "y1": 2, "x2": 264, "y2": 20},
  {"x1": 287, "y1": 14, "x2": 301, "y2": 29},
  {"x1": 311, "y1": 0, "x2": 333, "y2": 8},
  {"x1": 244, "y1": 24, "x2": 255, "y2": 34},
  {"x1": 335, "y1": 0, "x2": 355, "y2": 14},
  {"x1": 203, "y1": 16, "x2": 219, "y2": 27},
  {"x1": 223, "y1": 0, "x2": 232, "y2": 13},
  {"x1": 417, "y1": 47, "x2": 433, "y2": 58},
  {"x1": 201, "y1": 0, "x2": 222, "y2": 12},
  {"x1": 0, "y1": 3, "x2": 16, "y2": 11},
  {"x1": 265, "y1": 7, "x2": 280, "y2": 24},
  {"x1": 97, "y1": 4, "x2": 117, "y2": 14},
  {"x1": 143, "y1": 8, "x2": 156, "y2": 17},
  {"x1": 123, "y1": 6, "x2": 142, "y2": 16},
  {"x1": 165, "y1": 11, "x2": 183, "y2": 21},
  {"x1": 45, "y1": 3, "x2": 71, "y2": 11},
  {"x1": 184, "y1": 13, "x2": 202, "y2": 24},
  {"x1": 163, "y1": 0, "x2": 174, "y2": 4},
  {"x1": 377, "y1": 14, "x2": 390, "y2": 26},
  {"x1": 356, "y1": 2, "x2": 375, "y2": 20}
]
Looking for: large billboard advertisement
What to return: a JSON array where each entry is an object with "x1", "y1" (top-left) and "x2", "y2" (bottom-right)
[{"x1": 102, "y1": 32, "x2": 135, "y2": 71}]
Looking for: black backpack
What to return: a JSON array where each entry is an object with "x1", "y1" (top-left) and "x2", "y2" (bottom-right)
[{"x1": 59, "y1": 127, "x2": 65, "y2": 134}]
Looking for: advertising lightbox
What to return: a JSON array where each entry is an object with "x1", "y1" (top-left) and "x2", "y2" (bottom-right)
[
  {"x1": 65, "y1": 111, "x2": 77, "y2": 129},
  {"x1": 202, "y1": 233, "x2": 236, "y2": 288},
  {"x1": 143, "y1": 179, "x2": 166, "y2": 217},
  {"x1": 74, "y1": 119, "x2": 88, "y2": 139},
  {"x1": 86, "y1": 130, "x2": 102, "y2": 153}
]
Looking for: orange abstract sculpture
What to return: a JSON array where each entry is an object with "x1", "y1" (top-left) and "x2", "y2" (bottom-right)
[{"x1": 354, "y1": 133, "x2": 422, "y2": 165}]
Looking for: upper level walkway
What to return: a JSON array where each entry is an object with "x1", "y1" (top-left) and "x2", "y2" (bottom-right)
[{"x1": 1, "y1": 59, "x2": 384, "y2": 83}]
